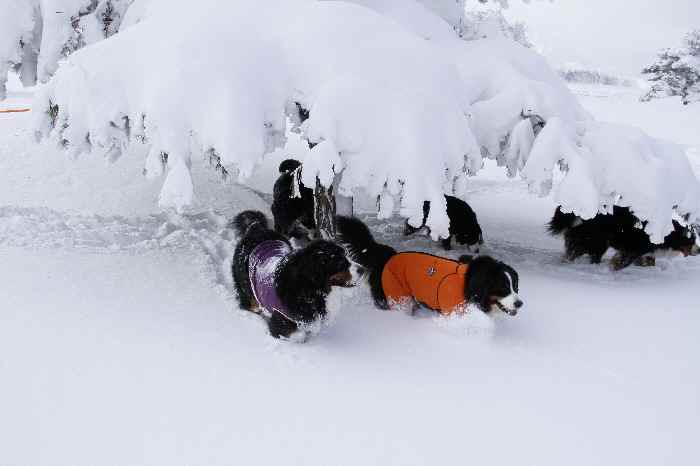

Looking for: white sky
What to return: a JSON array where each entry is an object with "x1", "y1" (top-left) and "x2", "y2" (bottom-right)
[{"x1": 504, "y1": 0, "x2": 699, "y2": 76}]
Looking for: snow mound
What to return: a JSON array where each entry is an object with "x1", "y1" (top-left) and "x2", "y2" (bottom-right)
[
  {"x1": 32, "y1": 0, "x2": 700, "y2": 239},
  {"x1": 434, "y1": 305, "x2": 496, "y2": 339}
]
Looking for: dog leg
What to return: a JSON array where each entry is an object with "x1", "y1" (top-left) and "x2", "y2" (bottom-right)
[
  {"x1": 404, "y1": 220, "x2": 419, "y2": 236},
  {"x1": 634, "y1": 255, "x2": 656, "y2": 267},
  {"x1": 268, "y1": 311, "x2": 299, "y2": 339},
  {"x1": 563, "y1": 236, "x2": 583, "y2": 262},
  {"x1": 564, "y1": 248, "x2": 583, "y2": 262},
  {"x1": 589, "y1": 247, "x2": 608, "y2": 264},
  {"x1": 610, "y1": 252, "x2": 640, "y2": 271},
  {"x1": 234, "y1": 270, "x2": 256, "y2": 311},
  {"x1": 441, "y1": 236, "x2": 453, "y2": 251},
  {"x1": 589, "y1": 254, "x2": 603, "y2": 264}
]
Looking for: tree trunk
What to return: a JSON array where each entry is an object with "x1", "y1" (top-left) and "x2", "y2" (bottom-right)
[{"x1": 314, "y1": 177, "x2": 336, "y2": 239}]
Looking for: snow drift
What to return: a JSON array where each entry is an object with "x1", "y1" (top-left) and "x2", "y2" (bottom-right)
[{"x1": 31, "y1": 0, "x2": 700, "y2": 241}]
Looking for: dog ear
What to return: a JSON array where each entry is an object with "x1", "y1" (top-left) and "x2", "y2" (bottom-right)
[
  {"x1": 504, "y1": 264, "x2": 519, "y2": 291},
  {"x1": 463, "y1": 269, "x2": 490, "y2": 312},
  {"x1": 458, "y1": 254, "x2": 474, "y2": 264}
]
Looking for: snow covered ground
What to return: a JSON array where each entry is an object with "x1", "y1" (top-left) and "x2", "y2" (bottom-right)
[{"x1": 1, "y1": 79, "x2": 699, "y2": 465}]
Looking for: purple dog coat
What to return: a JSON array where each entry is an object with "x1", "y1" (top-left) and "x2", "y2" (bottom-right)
[{"x1": 249, "y1": 240, "x2": 293, "y2": 319}]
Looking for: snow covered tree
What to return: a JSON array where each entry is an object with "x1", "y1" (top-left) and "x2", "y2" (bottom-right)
[
  {"x1": 462, "y1": 8, "x2": 531, "y2": 47},
  {"x1": 0, "y1": 0, "x2": 131, "y2": 100},
  {"x1": 641, "y1": 30, "x2": 700, "y2": 105},
  {"x1": 408, "y1": 0, "x2": 534, "y2": 42},
  {"x1": 29, "y1": 0, "x2": 700, "y2": 242},
  {"x1": 1, "y1": 0, "x2": 541, "y2": 99}
]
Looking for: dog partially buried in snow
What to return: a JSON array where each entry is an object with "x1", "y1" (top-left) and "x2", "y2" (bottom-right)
[
  {"x1": 403, "y1": 194, "x2": 484, "y2": 251},
  {"x1": 548, "y1": 205, "x2": 699, "y2": 270},
  {"x1": 336, "y1": 216, "x2": 523, "y2": 316},
  {"x1": 232, "y1": 210, "x2": 357, "y2": 340}
]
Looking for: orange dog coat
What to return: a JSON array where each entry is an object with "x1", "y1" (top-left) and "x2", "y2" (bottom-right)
[{"x1": 381, "y1": 252, "x2": 469, "y2": 315}]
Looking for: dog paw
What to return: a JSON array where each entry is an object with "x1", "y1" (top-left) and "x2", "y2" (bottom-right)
[
  {"x1": 609, "y1": 253, "x2": 624, "y2": 271},
  {"x1": 634, "y1": 255, "x2": 656, "y2": 267}
]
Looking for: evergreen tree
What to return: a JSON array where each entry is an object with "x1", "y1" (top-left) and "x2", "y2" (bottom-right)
[{"x1": 642, "y1": 30, "x2": 700, "y2": 105}]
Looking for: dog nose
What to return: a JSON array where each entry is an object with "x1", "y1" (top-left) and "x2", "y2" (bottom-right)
[{"x1": 514, "y1": 299, "x2": 523, "y2": 309}]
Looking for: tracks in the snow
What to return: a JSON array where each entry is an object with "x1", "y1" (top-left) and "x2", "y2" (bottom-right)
[{"x1": 0, "y1": 206, "x2": 238, "y2": 295}]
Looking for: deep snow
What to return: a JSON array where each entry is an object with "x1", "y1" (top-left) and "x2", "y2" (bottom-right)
[{"x1": 1, "y1": 83, "x2": 699, "y2": 465}]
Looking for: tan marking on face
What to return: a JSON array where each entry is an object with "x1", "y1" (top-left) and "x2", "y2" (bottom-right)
[{"x1": 329, "y1": 270, "x2": 354, "y2": 287}]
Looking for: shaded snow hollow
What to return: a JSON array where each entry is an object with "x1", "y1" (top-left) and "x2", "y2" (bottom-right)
[{"x1": 30, "y1": 0, "x2": 700, "y2": 241}]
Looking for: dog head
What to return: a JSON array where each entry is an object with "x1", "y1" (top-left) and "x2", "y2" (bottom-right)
[
  {"x1": 460, "y1": 255, "x2": 523, "y2": 316},
  {"x1": 665, "y1": 221, "x2": 700, "y2": 256},
  {"x1": 454, "y1": 228, "x2": 484, "y2": 250},
  {"x1": 296, "y1": 240, "x2": 357, "y2": 291},
  {"x1": 278, "y1": 159, "x2": 302, "y2": 174},
  {"x1": 448, "y1": 196, "x2": 483, "y2": 249}
]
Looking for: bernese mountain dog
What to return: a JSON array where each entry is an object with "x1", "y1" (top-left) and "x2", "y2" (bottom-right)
[
  {"x1": 403, "y1": 195, "x2": 484, "y2": 251},
  {"x1": 232, "y1": 210, "x2": 356, "y2": 340},
  {"x1": 548, "y1": 205, "x2": 699, "y2": 270},
  {"x1": 271, "y1": 159, "x2": 316, "y2": 242},
  {"x1": 336, "y1": 215, "x2": 522, "y2": 316}
]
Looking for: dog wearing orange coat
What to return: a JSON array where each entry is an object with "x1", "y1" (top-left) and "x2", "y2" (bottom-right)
[{"x1": 336, "y1": 216, "x2": 523, "y2": 316}]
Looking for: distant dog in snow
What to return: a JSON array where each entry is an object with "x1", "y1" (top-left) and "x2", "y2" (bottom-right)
[
  {"x1": 548, "y1": 206, "x2": 699, "y2": 270},
  {"x1": 232, "y1": 210, "x2": 357, "y2": 340},
  {"x1": 403, "y1": 195, "x2": 483, "y2": 251},
  {"x1": 271, "y1": 159, "x2": 315, "y2": 241},
  {"x1": 337, "y1": 215, "x2": 522, "y2": 316}
]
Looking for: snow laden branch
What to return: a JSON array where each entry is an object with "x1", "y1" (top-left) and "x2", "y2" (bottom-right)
[
  {"x1": 32, "y1": 0, "x2": 700, "y2": 241},
  {"x1": 0, "y1": 0, "x2": 131, "y2": 99}
]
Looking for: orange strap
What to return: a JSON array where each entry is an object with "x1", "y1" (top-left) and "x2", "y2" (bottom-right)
[
  {"x1": 436, "y1": 264, "x2": 469, "y2": 314},
  {"x1": 0, "y1": 108, "x2": 31, "y2": 114}
]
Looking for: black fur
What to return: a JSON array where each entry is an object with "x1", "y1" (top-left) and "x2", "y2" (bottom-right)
[
  {"x1": 548, "y1": 206, "x2": 698, "y2": 270},
  {"x1": 232, "y1": 210, "x2": 353, "y2": 339},
  {"x1": 337, "y1": 216, "x2": 520, "y2": 314},
  {"x1": 404, "y1": 195, "x2": 483, "y2": 250},
  {"x1": 336, "y1": 215, "x2": 397, "y2": 309},
  {"x1": 271, "y1": 159, "x2": 316, "y2": 241}
]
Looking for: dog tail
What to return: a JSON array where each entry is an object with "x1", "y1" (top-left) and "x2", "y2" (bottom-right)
[
  {"x1": 547, "y1": 206, "x2": 580, "y2": 235},
  {"x1": 232, "y1": 210, "x2": 269, "y2": 237},
  {"x1": 278, "y1": 159, "x2": 302, "y2": 174},
  {"x1": 336, "y1": 216, "x2": 396, "y2": 273}
]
